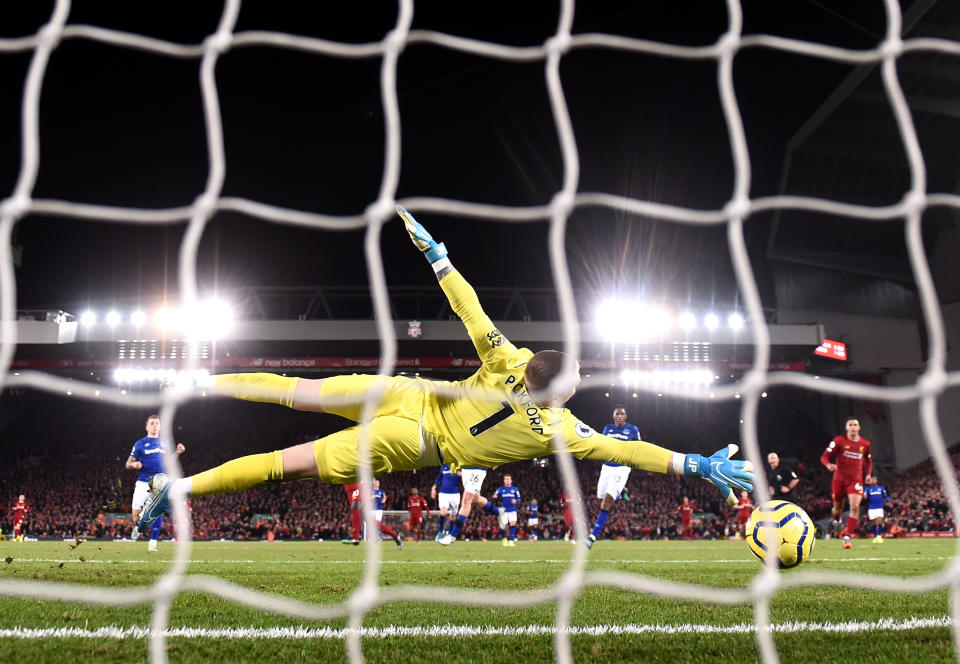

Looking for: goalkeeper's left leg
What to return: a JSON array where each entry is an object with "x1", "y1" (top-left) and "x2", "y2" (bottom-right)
[{"x1": 173, "y1": 415, "x2": 423, "y2": 501}]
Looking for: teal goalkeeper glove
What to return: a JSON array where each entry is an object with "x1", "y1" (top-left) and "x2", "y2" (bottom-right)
[
  {"x1": 397, "y1": 204, "x2": 447, "y2": 263},
  {"x1": 683, "y1": 444, "x2": 754, "y2": 507}
]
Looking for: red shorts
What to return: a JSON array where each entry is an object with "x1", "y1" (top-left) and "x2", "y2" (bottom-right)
[
  {"x1": 408, "y1": 514, "x2": 423, "y2": 527},
  {"x1": 831, "y1": 475, "x2": 864, "y2": 503},
  {"x1": 344, "y1": 483, "x2": 361, "y2": 504},
  {"x1": 737, "y1": 512, "x2": 750, "y2": 525}
]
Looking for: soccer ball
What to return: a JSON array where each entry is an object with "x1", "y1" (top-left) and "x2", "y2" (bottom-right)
[{"x1": 745, "y1": 500, "x2": 815, "y2": 568}]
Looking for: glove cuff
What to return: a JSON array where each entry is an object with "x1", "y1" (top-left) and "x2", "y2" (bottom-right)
[
  {"x1": 682, "y1": 454, "x2": 705, "y2": 477},
  {"x1": 425, "y1": 241, "x2": 447, "y2": 263}
]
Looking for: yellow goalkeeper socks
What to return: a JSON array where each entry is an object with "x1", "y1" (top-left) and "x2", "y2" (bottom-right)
[
  {"x1": 189, "y1": 450, "x2": 284, "y2": 497},
  {"x1": 212, "y1": 373, "x2": 298, "y2": 408}
]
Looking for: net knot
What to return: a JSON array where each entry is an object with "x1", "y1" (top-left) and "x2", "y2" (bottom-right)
[
  {"x1": 880, "y1": 36, "x2": 903, "y2": 58},
  {"x1": 37, "y1": 24, "x2": 63, "y2": 50},
  {"x1": 204, "y1": 31, "x2": 233, "y2": 55},
  {"x1": 347, "y1": 586, "x2": 378, "y2": 614},
  {"x1": 192, "y1": 193, "x2": 219, "y2": 219},
  {"x1": 545, "y1": 33, "x2": 572, "y2": 55},
  {"x1": 749, "y1": 567, "x2": 780, "y2": 599},
  {"x1": 366, "y1": 198, "x2": 396, "y2": 224},
  {"x1": 0, "y1": 194, "x2": 30, "y2": 220},
  {"x1": 918, "y1": 368, "x2": 947, "y2": 395},
  {"x1": 384, "y1": 28, "x2": 408, "y2": 53},
  {"x1": 550, "y1": 190, "x2": 575, "y2": 218},
  {"x1": 723, "y1": 196, "x2": 751, "y2": 220},
  {"x1": 716, "y1": 32, "x2": 741, "y2": 56},
  {"x1": 901, "y1": 190, "x2": 926, "y2": 216}
]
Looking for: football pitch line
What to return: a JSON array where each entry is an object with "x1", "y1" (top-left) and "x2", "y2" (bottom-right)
[
  {"x1": 0, "y1": 616, "x2": 952, "y2": 640},
  {"x1": 5, "y1": 556, "x2": 954, "y2": 565}
]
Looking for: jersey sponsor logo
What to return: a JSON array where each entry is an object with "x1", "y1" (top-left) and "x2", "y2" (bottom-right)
[
  {"x1": 142, "y1": 447, "x2": 164, "y2": 455},
  {"x1": 486, "y1": 328, "x2": 504, "y2": 348},
  {"x1": 575, "y1": 422, "x2": 594, "y2": 438},
  {"x1": 841, "y1": 450, "x2": 862, "y2": 459}
]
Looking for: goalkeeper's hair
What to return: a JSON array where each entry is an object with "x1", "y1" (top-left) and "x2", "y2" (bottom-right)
[{"x1": 524, "y1": 350, "x2": 568, "y2": 398}]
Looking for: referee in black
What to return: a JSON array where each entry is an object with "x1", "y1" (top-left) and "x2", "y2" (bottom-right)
[{"x1": 766, "y1": 452, "x2": 799, "y2": 497}]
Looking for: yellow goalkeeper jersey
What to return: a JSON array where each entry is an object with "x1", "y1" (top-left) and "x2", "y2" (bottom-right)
[{"x1": 422, "y1": 270, "x2": 673, "y2": 475}]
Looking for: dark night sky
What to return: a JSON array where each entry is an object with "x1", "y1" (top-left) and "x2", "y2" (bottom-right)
[{"x1": 0, "y1": 1, "x2": 905, "y2": 316}]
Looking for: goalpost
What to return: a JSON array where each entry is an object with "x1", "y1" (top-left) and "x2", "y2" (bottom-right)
[{"x1": 2, "y1": 1, "x2": 960, "y2": 663}]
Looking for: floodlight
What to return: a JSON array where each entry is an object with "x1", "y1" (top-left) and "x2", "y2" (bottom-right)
[
  {"x1": 131, "y1": 310, "x2": 147, "y2": 327},
  {"x1": 704, "y1": 313, "x2": 719, "y2": 330},
  {"x1": 105, "y1": 310, "x2": 122, "y2": 327},
  {"x1": 678, "y1": 311, "x2": 696, "y2": 330},
  {"x1": 80, "y1": 310, "x2": 96, "y2": 327},
  {"x1": 727, "y1": 313, "x2": 744, "y2": 330},
  {"x1": 154, "y1": 306, "x2": 180, "y2": 330},
  {"x1": 184, "y1": 298, "x2": 235, "y2": 339}
]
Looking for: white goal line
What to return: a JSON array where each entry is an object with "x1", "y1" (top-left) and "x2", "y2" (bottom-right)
[{"x1": 0, "y1": 616, "x2": 951, "y2": 640}]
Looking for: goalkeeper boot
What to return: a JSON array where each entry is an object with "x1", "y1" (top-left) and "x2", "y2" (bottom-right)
[{"x1": 135, "y1": 474, "x2": 171, "y2": 535}]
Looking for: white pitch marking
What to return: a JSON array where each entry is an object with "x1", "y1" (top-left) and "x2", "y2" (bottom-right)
[
  {"x1": 2, "y1": 556, "x2": 953, "y2": 565},
  {"x1": 0, "y1": 616, "x2": 952, "y2": 640}
]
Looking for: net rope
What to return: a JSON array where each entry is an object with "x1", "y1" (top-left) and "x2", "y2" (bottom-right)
[{"x1": 1, "y1": 0, "x2": 959, "y2": 662}]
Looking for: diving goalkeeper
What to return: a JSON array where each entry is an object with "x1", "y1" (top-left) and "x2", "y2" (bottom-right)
[{"x1": 134, "y1": 206, "x2": 753, "y2": 533}]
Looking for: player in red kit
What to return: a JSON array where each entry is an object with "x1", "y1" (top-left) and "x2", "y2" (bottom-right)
[
  {"x1": 405, "y1": 487, "x2": 430, "y2": 542},
  {"x1": 822, "y1": 417, "x2": 873, "y2": 549},
  {"x1": 735, "y1": 491, "x2": 753, "y2": 538},
  {"x1": 342, "y1": 481, "x2": 403, "y2": 547},
  {"x1": 677, "y1": 496, "x2": 696, "y2": 540},
  {"x1": 342, "y1": 482, "x2": 363, "y2": 545},
  {"x1": 560, "y1": 491, "x2": 579, "y2": 543},
  {"x1": 11, "y1": 494, "x2": 27, "y2": 542}
]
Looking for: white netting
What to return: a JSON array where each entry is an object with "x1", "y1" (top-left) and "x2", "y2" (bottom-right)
[{"x1": 1, "y1": 0, "x2": 960, "y2": 662}]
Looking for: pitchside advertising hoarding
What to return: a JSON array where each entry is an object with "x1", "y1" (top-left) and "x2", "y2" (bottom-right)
[{"x1": 10, "y1": 356, "x2": 808, "y2": 372}]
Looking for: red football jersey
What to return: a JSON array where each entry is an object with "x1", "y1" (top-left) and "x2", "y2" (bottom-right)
[
  {"x1": 407, "y1": 495, "x2": 429, "y2": 518},
  {"x1": 11, "y1": 499, "x2": 27, "y2": 522},
  {"x1": 677, "y1": 503, "x2": 696, "y2": 524},
  {"x1": 736, "y1": 495, "x2": 753, "y2": 517},
  {"x1": 821, "y1": 435, "x2": 872, "y2": 479}
]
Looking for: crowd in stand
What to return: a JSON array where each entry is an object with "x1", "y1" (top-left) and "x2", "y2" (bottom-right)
[{"x1": 0, "y1": 390, "x2": 957, "y2": 541}]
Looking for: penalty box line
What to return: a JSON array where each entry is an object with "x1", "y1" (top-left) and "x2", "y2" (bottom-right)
[{"x1": 0, "y1": 617, "x2": 952, "y2": 640}]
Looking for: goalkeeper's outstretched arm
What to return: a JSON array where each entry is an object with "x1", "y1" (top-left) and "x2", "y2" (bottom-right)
[{"x1": 397, "y1": 205, "x2": 519, "y2": 364}]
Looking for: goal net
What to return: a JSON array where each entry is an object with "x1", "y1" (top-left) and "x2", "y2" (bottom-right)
[{"x1": 1, "y1": 1, "x2": 959, "y2": 663}]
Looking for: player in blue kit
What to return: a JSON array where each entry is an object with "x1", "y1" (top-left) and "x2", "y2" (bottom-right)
[
  {"x1": 495, "y1": 474, "x2": 521, "y2": 546},
  {"x1": 126, "y1": 414, "x2": 185, "y2": 551},
  {"x1": 439, "y1": 466, "x2": 499, "y2": 545},
  {"x1": 431, "y1": 463, "x2": 462, "y2": 541},
  {"x1": 587, "y1": 406, "x2": 640, "y2": 549},
  {"x1": 864, "y1": 475, "x2": 892, "y2": 543},
  {"x1": 526, "y1": 499, "x2": 539, "y2": 541}
]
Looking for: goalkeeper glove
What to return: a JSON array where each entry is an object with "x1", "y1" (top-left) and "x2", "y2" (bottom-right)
[
  {"x1": 397, "y1": 204, "x2": 447, "y2": 263},
  {"x1": 683, "y1": 444, "x2": 754, "y2": 507}
]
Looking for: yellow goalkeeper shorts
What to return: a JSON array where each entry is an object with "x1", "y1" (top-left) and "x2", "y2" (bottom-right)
[{"x1": 311, "y1": 375, "x2": 440, "y2": 483}]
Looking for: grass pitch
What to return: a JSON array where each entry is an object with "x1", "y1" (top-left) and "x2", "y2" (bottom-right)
[{"x1": 0, "y1": 537, "x2": 955, "y2": 663}]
